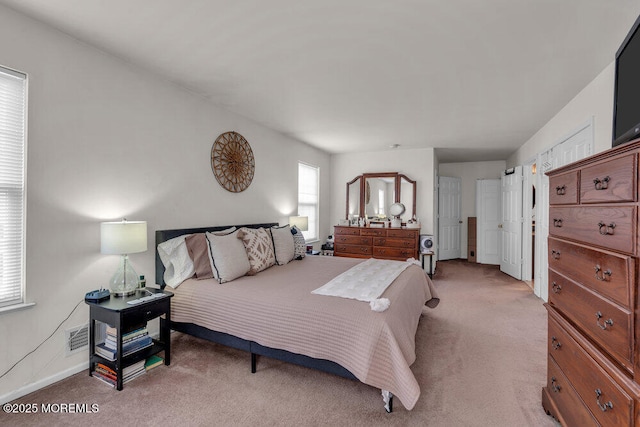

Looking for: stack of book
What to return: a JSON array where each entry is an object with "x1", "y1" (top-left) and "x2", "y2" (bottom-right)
[
  {"x1": 93, "y1": 360, "x2": 146, "y2": 387},
  {"x1": 95, "y1": 325, "x2": 153, "y2": 361}
]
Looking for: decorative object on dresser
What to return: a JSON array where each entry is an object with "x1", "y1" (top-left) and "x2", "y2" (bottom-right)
[
  {"x1": 333, "y1": 226, "x2": 419, "y2": 261},
  {"x1": 542, "y1": 137, "x2": 640, "y2": 426},
  {"x1": 101, "y1": 219, "x2": 148, "y2": 297},
  {"x1": 211, "y1": 131, "x2": 255, "y2": 193},
  {"x1": 346, "y1": 172, "x2": 417, "y2": 225}
]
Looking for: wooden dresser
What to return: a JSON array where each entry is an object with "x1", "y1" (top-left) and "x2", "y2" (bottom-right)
[
  {"x1": 543, "y1": 138, "x2": 640, "y2": 426},
  {"x1": 333, "y1": 226, "x2": 419, "y2": 261}
]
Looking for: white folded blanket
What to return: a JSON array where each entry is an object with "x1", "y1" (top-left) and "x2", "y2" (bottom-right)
[{"x1": 312, "y1": 258, "x2": 414, "y2": 311}]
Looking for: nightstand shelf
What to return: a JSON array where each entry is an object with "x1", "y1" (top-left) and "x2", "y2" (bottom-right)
[{"x1": 86, "y1": 289, "x2": 173, "y2": 390}]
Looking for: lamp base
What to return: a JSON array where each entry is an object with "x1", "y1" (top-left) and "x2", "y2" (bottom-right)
[
  {"x1": 111, "y1": 288, "x2": 137, "y2": 297},
  {"x1": 109, "y1": 254, "x2": 140, "y2": 297}
]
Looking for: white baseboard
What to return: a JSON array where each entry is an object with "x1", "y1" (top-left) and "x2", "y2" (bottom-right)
[{"x1": 0, "y1": 361, "x2": 88, "y2": 405}]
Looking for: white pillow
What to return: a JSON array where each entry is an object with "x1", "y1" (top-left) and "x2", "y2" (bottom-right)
[
  {"x1": 270, "y1": 225, "x2": 295, "y2": 265},
  {"x1": 205, "y1": 230, "x2": 251, "y2": 283},
  {"x1": 157, "y1": 235, "x2": 195, "y2": 288}
]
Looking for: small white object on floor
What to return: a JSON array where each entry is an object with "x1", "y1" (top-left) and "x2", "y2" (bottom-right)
[{"x1": 381, "y1": 390, "x2": 392, "y2": 412}]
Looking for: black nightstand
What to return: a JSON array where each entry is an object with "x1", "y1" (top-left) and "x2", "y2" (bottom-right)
[{"x1": 85, "y1": 289, "x2": 173, "y2": 390}]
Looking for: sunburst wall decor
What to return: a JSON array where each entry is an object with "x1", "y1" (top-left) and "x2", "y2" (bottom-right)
[{"x1": 211, "y1": 131, "x2": 255, "y2": 193}]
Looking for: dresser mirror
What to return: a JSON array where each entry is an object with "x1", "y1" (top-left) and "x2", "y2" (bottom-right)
[{"x1": 345, "y1": 172, "x2": 416, "y2": 221}]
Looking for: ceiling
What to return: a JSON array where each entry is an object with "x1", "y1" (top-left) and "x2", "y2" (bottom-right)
[{"x1": 2, "y1": 1, "x2": 640, "y2": 162}]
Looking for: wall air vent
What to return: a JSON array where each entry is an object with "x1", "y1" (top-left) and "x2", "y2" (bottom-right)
[{"x1": 65, "y1": 324, "x2": 89, "y2": 356}]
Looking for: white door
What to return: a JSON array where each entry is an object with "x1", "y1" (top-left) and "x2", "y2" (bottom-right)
[
  {"x1": 438, "y1": 176, "x2": 461, "y2": 260},
  {"x1": 500, "y1": 166, "x2": 523, "y2": 280},
  {"x1": 476, "y1": 179, "x2": 501, "y2": 264},
  {"x1": 534, "y1": 120, "x2": 593, "y2": 301}
]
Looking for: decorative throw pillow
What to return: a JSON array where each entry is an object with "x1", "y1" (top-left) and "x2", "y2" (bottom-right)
[
  {"x1": 185, "y1": 234, "x2": 213, "y2": 279},
  {"x1": 157, "y1": 235, "x2": 195, "y2": 288},
  {"x1": 270, "y1": 225, "x2": 295, "y2": 265},
  {"x1": 205, "y1": 230, "x2": 251, "y2": 283},
  {"x1": 237, "y1": 227, "x2": 275, "y2": 275},
  {"x1": 291, "y1": 225, "x2": 306, "y2": 260}
]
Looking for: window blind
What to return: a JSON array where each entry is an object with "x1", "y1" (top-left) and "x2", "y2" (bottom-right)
[
  {"x1": 0, "y1": 66, "x2": 27, "y2": 308},
  {"x1": 298, "y1": 162, "x2": 319, "y2": 241}
]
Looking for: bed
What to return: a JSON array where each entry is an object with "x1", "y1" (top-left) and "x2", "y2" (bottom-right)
[{"x1": 155, "y1": 223, "x2": 439, "y2": 411}]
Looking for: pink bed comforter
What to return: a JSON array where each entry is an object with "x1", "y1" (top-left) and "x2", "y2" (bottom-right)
[{"x1": 169, "y1": 255, "x2": 438, "y2": 409}]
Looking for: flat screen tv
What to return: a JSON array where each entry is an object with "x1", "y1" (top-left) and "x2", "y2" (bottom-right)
[{"x1": 613, "y1": 14, "x2": 640, "y2": 147}]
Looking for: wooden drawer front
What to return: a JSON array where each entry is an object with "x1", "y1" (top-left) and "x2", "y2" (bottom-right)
[
  {"x1": 581, "y1": 153, "x2": 637, "y2": 204},
  {"x1": 373, "y1": 247, "x2": 416, "y2": 260},
  {"x1": 547, "y1": 356, "x2": 598, "y2": 427},
  {"x1": 373, "y1": 237, "x2": 416, "y2": 249},
  {"x1": 548, "y1": 315, "x2": 633, "y2": 427},
  {"x1": 335, "y1": 244, "x2": 372, "y2": 256},
  {"x1": 548, "y1": 270, "x2": 632, "y2": 369},
  {"x1": 123, "y1": 299, "x2": 169, "y2": 330},
  {"x1": 549, "y1": 171, "x2": 579, "y2": 205},
  {"x1": 361, "y1": 229, "x2": 386, "y2": 237},
  {"x1": 387, "y1": 229, "x2": 418, "y2": 239},
  {"x1": 549, "y1": 206, "x2": 636, "y2": 254},
  {"x1": 335, "y1": 235, "x2": 371, "y2": 246},
  {"x1": 334, "y1": 227, "x2": 360, "y2": 236},
  {"x1": 548, "y1": 237, "x2": 633, "y2": 308}
]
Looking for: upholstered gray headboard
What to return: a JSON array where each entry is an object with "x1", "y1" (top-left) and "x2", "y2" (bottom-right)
[{"x1": 155, "y1": 222, "x2": 279, "y2": 288}]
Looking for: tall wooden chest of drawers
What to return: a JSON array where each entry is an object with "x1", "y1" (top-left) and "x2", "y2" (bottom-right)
[
  {"x1": 543, "y1": 138, "x2": 640, "y2": 426},
  {"x1": 333, "y1": 226, "x2": 419, "y2": 261}
]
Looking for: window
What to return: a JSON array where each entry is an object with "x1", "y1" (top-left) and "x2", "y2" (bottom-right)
[
  {"x1": 298, "y1": 162, "x2": 319, "y2": 242},
  {"x1": 0, "y1": 66, "x2": 27, "y2": 309}
]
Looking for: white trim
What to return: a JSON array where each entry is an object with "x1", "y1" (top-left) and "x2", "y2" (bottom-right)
[
  {"x1": 0, "y1": 361, "x2": 88, "y2": 405},
  {"x1": 0, "y1": 301, "x2": 35, "y2": 315}
]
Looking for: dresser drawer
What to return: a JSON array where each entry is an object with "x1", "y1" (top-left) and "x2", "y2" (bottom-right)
[
  {"x1": 549, "y1": 170, "x2": 579, "y2": 205},
  {"x1": 548, "y1": 237, "x2": 633, "y2": 308},
  {"x1": 361, "y1": 229, "x2": 386, "y2": 237},
  {"x1": 387, "y1": 229, "x2": 419, "y2": 239},
  {"x1": 581, "y1": 153, "x2": 637, "y2": 204},
  {"x1": 548, "y1": 314, "x2": 633, "y2": 427},
  {"x1": 373, "y1": 237, "x2": 416, "y2": 249},
  {"x1": 549, "y1": 270, "x2": 632, "y2": 370},
  {"x1": 549, "y1": 206, "x2": 636, "y2": 254},
  {"x1": 334, "y1": 235, "x2": 371, "y2": 246},
  {"x1": 373, "y1": 247, "x2": 416, "y2": 260},
  {"x1": 547, "y1": 356, "x2": 598, "y2": 427},
  {"x1": 334, "y1": 227, "x2": 360, "y2": 236},
  {"x1": 334, "y1": 244, "x2": 372, "y2": 256}
]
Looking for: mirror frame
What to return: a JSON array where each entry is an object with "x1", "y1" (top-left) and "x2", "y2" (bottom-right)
[{"x1": 345, "y1": 172, "x2": 417, "y2": 221}]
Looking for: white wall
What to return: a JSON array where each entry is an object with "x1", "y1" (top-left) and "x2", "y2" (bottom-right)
[
  {"x1": 330, "y1": 148, "x2": 436, "y2": 238},
  {"x1": 0, "y1": 5, "x2": 331, "y2": 401},
  {"x1": 508, "y1": 62, "x2": 615, "y2": 167},
  {"x1": 438, "y1": 161, "x2": 506, "y2": 258}
]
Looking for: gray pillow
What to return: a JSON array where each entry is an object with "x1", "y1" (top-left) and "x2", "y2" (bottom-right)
[
  {"x1": 205, "y1": 230, "x2": 250, "y2": 283},
  {"x1": 270, "y1": 225, "x2": 295, "y2": 265}
]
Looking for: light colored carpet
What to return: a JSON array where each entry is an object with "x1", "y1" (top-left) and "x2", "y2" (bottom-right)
[{"x1": 1, "y1": 260, "x2": 556, "y2": 426}]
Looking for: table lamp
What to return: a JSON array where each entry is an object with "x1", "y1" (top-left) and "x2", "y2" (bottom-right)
[
  {"x1": 289, "y1": 216, "x2": 308, "y2": 232},
  {"x1": 101, "y1": 219, "x2": 147, "y2": 296}
]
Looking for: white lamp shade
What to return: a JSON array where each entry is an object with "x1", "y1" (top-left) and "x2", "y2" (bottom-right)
[
  {"x1": 101, "y1": 220, "x2": 147, "y2": 254},
  {"x1": 289, "y1": 216, "x2": 309, "y2": 231}
]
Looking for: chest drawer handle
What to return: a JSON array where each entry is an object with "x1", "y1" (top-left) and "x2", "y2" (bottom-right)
[
  {"x1": 551, "y1": 336, "x2": 561, "y2": 350},
  {"x1": 593, "y1": 176, "x2": 611, "y2": 190},
  {"x1": 550, "y1": 249, "x2": 561, "y2": 259},
  {"x1": 595, "y1": 389, "x2": 614, "y2": 412},
  {"x1": 594, "y1": 265, "x2": 612, "y2": 281},
  {"x1": 598, "y1": 222, "x2": 616, "y2": 235},
  {"x1": 596, "y1": 312, "x2": 614, "y2": 330},
  {"x1": 550, "y1": 377, "x2": 561, "y2": 393},
  {"x1": 551, "y1": 282, "x2": 562, "y2": 293},
  {"x1": 555, "y1": 185, "x2": 566, "y2": 195},
  {"x1": 552, "y1": 218, "x2": 563, "y2": 228}
]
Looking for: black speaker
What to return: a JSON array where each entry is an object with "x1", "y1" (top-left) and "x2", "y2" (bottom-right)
[{"x1": 419, "y1": 234, "x2": 434, "y2": 252}]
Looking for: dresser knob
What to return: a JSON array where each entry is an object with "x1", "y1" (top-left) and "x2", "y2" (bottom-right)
[
  {"x1": 594, "y1": 265, "x2": 612, "y2": 281},
  {"x1": 555, "y1": 185, "x2": 566, "y2": 195},
  {"x1": 595, "y1": 389, "x2": 614, "y2": 412},
  {"x1": 551, "y1": 282, "x2": 562, "y2": 293},
  {"x1": 598, "y1": 222, "x2": 616, "y2": 235},
  {"x1": 593, "y1": 176, "x2": 611, "y2": 190},
  {"x1": 596, "y1": 311, "x2": 614, "y2": 330},
  {"x1": 551, "y1": 249, "x2": 561, "y2": 260},
  {"x1": 551, "y1": 336, "x2": 561, "y2": 350},
  {"x1": 551, "y1": 376, "x2": 561, "y2": 393},
  {"x1": 552, "y1": 218, "x2": 563, "y2": 228}
]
